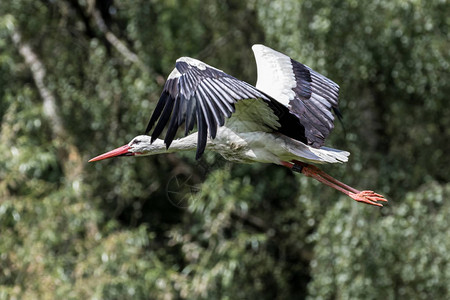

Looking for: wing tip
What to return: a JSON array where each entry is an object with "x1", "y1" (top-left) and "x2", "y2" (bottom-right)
[
  {"x1": 251, "y1": 44, "x2": 276, "y2": 58},
  {"x1": 251, "y1": 44, "x2": 264, "y2": 51}
]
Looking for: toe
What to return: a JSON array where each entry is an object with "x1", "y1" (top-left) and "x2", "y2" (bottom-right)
[{"x1": 350, "y1": 191, "x2": 387, "y2": 207}]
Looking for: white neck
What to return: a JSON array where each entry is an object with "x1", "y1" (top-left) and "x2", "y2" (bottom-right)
[{"x1": 133, "y1": 133, "x2": 199, "y2": 156}]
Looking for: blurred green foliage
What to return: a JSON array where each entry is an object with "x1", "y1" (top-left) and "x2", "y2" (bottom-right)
[{"x1": 0, "y1": 0, "x2": 449, "y2": 299}]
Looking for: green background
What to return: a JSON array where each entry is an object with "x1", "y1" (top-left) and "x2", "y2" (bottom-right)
[{"x1": 0, "y1": 0, "x2": 449, "y2": 299}]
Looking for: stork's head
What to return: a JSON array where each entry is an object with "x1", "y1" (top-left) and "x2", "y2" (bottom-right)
[{"x1": 88, "y1": 135, "x2": 165, "y2": 162}]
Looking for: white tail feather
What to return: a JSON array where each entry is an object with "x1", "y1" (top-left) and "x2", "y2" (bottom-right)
[
  {"x1": 309, "y1": 146, "x2": 350, "y2": 163},
  {"x1": 286, "y1": 138, "x2": 350, "y2": 164}
]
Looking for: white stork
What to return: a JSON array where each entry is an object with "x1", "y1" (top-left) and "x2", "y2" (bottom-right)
[{"x1": 89, "y1": 44, "x2": 387, "y2": 207}]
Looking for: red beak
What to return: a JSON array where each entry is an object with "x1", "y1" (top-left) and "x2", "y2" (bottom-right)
[{"x1": 88, "y1": 144, "x2": 133, "y2": 162}]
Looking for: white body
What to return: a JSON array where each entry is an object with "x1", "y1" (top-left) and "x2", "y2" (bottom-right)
[
  {"x1": 210, "y1": 128, "x2": 349, "y2": 164},
  {"x1": 130, "y1": 129, "x2": 349, "y2": 165}
]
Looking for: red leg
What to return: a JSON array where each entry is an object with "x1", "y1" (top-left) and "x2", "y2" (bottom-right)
[
  {"x1": 283, "y1": 161, "x2": 388, "y2": 207},
  {"x1": 292, "y1": 160, "x2": 361, "y2": 194}
]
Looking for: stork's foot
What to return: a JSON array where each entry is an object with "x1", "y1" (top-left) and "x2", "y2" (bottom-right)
[{"x1": 349, "y1": 190, "x2": 388, "y2": 207}]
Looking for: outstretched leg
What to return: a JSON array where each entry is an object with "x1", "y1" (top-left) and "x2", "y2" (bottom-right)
[{"x1": 281, "y1": 161, "x2": 387, "y2": 207}]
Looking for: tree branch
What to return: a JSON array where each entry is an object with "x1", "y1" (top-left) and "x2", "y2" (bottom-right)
[
  {"x1": 91, "y1": 8, "x2": 141, "y2": 64},
  {"x1": 11, "y1": 29, "x2": 67, "y2": 139},
  {"x1": 10, "y1": 25, "x2": 83, "y2": 184},
  {"x1": 82, "y1": 0, "x2": 152, "y2": 74}
]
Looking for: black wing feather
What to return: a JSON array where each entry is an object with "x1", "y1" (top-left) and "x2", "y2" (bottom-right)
[
  {"x1": 202, "y1": 79, "x2": 231, "y2": 119},
  {"x1": 291, "y1": 59, "x2": 312, "y2": 100},
  {"x1": 145, "y1": 91, "x2": 169, "y2": 134},
  {"x1": 184, "y1": 98, "x2": 197, "y2": 136},
  {"x1": 151, "y1": 95, "x2": 175, "y2": 143},
  {"x1": 288, "y1": 59, "x2": 340, "y2": 147},
  {"x1": 195, "y1": 105, "x2": 207, "y2": 159},
  {"x1": 164, "y1": 97, "x2": 181, "y2": 148}
]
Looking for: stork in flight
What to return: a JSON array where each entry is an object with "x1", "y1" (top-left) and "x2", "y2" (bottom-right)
[{"x1": 89, "y1": 44, "x2": 387, "y2": 207}]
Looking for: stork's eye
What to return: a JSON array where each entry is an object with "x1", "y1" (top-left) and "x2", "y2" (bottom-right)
[{"x1": 132, "y1": 139, "x2": 141, "y2": 145}]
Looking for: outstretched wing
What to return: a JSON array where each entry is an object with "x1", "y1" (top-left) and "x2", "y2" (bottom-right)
[
  {"x1": 252, "y1": 44, "x2": 340, "y2": 148},
  {"x1": 145, "y1": 57, "x2": 277, "y2": 159}
]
